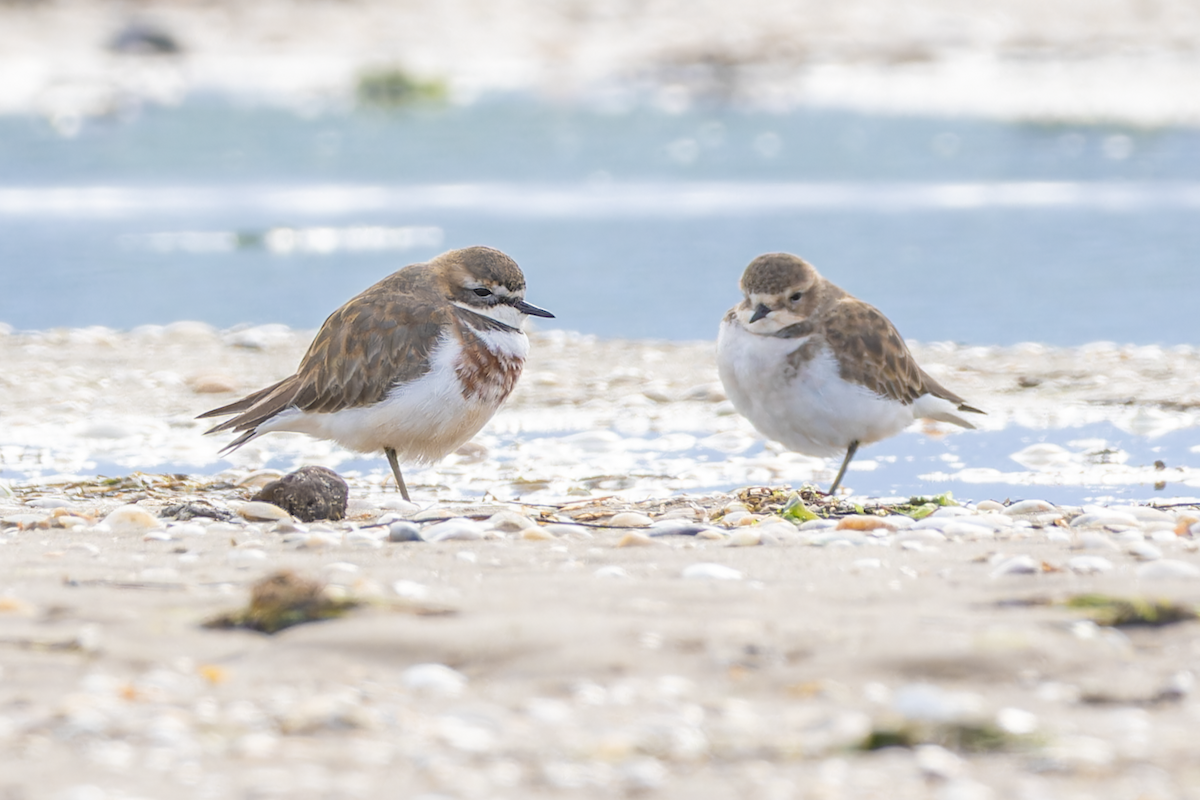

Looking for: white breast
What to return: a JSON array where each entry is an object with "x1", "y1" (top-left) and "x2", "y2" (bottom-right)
[
  {"x1": 261, "y1": 328, "x2": 528, "y2": 463},
  {"x1": 717, "y1": 318, "x2": 915, "y2": 457}
]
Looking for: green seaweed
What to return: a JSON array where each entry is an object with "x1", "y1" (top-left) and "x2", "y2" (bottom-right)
[
  {"x1": 780, "y1": 493, "x2": 818, "y2": 522},
  {"x1": 357, "y1": 67, "x2": 447, "y2": 108},
  {"x1": 1065, "y1": 594, "x2": 1198, "y2": 627},
  {"x1": 204, "y1": 570, "x2": 360, "y2": 634},
  {"x1": 860, "y1": 720, "x2": 1035, "y2": 753}
]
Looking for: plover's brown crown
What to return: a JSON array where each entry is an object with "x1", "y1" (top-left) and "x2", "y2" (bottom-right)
[{"x1": 739, "y1": 252, "x2": 820, "y2": 296}]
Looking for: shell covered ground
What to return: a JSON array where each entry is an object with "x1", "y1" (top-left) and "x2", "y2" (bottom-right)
[{"x1": 1, "y1": 326, "x2": 1200, "y2": 799}]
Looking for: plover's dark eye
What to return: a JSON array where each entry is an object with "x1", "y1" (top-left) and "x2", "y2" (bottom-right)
[
  {"x1": 789, "y1": 291, "x2": 803, "y2": 302},
  {"x1": 473, "y1": 287, "x2": 492, "y2": 297}
]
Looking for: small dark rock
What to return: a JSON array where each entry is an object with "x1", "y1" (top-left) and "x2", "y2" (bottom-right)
[
  {"x1": 109, "y1": 22, "x2": 183, "y2": 55},
  {"x1": 160, "y1": 501, "x2": 234, "y2": 522},
  {"x1": 254, "y1": 466, "x2": 348, "y2": 522},
  {"x1": 388, "y1": 521, "x2": 424, "y2": 542}
]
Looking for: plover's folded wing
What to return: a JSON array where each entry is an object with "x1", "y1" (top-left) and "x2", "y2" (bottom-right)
[
  {"x1": 198, "y1": 292, "x2": 448, "y2": 448},
  {"x1": 822, "y1": 297, "x2": 984, "y2": 422},
  {"x1": 289, "y1": 293, "x2": 447, "y2": 413}
]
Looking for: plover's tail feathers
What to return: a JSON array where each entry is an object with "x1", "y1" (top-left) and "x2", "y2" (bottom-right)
[
  {"x1": 912, "y1": 379, "x2": 986, "y2": 430},
  {"x1": 197, "y1": 376, "x2": 300, "y2": 453}
]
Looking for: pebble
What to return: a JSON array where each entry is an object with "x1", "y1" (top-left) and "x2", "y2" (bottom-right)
[
  {"x1": 648, "y1": 519, "x2": 708, "y2": 536},
  {"x1": 236, "y1": 501, "x2": 292, "y2": 523},
  {"x1": 896, "y1": 529, "x2": 948, "y2": 545},
  {"x1": 990, "y1": 555, "x2": 1041, "y2": 577},
  {"x1": 488, "y1": 510, "x2": 536, "y2": 532},
  {"x1": 26, "y1": 497, "x2": 74, "y2": 509},
  {"x1": 727, "y1": 529, "x2": 762, "y2": 547},
  {"x1": 346, "y1": 530, "x2": 385, "y2": 549},
  {"x1": 616, "y1": 532, "x2": 659, "y2": 547},
  {"x1": 681, "y1": 563, "x2": 744, "y2": 580},
  {"x1": 806, "y1": 531, "x2": 864, "y2": 547},
  {"x1": 799, "y1": 518, "x2": 838, "y2": 531},
  {"x1": 607, "y1": 512, "x2": 653, "y2": 528},
  {"x1": 253, "y1": 466, "x2": 348, "y2": 522},
  {"x1": 974, "y1": 500, "x2": 1005, "y2": 513},
  {"x1": 521, "y1": 527, "x2": 558, "y2": 541},
  {"x1": 914, "y1": 744, "x2": 965, "y2": 780},
  {"x1": 1067, "y1": 556, "x2": 1115, "y2": 574},
  {"x1": 1, "y1": 514, "x2": 46, "y2": 530},
  {"x1": 1127, "y1": 541, "x2": 1162, "y2": 561},
  {"x1": 1004, "y1": 499, "x2": 1056, "y2": 515},
  {"x1": 392, "y1": 580, "x2": 432, "y2": 599},
  {"x1": 101, "y1": 505, "x2": 162, "y2": 534},
  {"x1": 696, "y1": 529, "x2": 728, "y2": 541},
  {"x1": 836, "y1": 515, "x2": 895, "y2": 532},
  {"x1": 388, "y1": 521, "x2": 423, "y2": 542},
  {"x1": 377, "y1": 497, "x2": 420, "y2": 514},
  {"x1": 593, "y1": 566, "x2": 631, "y2": 578},
  {"x1": 1111, "y1": 505, "x2": 1175, "y2": 524},
  {"x1": 226, "y1": 548, "x2": 268, "y2": 566},
  {"x1": 401, "y1": 663, "x2": 467, "y2": 696},
  {"x1": 541, "y1": 523, "x2": 592, "y2": 539},
  {"x1": 1071, "y1": 511, "x2": 1140, "y2": 529},
  {"x1": 422, "y1": 518, "x2": 486, "y2": 542},
  {"x1": 1074, "y1": 532, "x2": 1119, "y2": 551},
  {"x1": 1136, "y1": 559, "x2": 1200, "y2": 580},
  {"x1": 301, "y1": 532, "x2": 343, "y2": 549}
]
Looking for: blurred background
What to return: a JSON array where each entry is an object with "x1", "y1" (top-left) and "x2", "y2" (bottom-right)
[{"x1": 2, "y1": 0, "x2": 1199, "y2": 344}]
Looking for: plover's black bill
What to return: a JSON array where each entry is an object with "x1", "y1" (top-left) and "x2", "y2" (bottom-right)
[{"x1": 516, "y1": 300, "x2": 555, "y2": 318}]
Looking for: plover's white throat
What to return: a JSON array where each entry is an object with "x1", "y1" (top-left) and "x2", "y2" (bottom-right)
[
  {"x1": 199, "y1": 245, "x2": 554, "y2": 500},
  {"x1": 717, "y1": 252, "x2": 983, "y2": 494}
]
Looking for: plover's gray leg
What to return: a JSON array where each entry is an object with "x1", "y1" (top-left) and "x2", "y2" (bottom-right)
[
  {"x1": 828, "y1": 440, "x2": 859, "y2": 495},
  {"x1": 384, "y1": 447, "x2": 410, "y2": 501}
]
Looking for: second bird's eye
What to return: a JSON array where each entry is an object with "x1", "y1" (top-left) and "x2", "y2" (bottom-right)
[
  {"x1": 473, "y1": 287, "x2": 492, "y2": 297},
  {"x1": 789, "y1": 291, "x2": 803, "y2": 302}
]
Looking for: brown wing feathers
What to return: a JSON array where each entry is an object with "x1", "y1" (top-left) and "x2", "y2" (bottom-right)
[
  {"x1": 198, "y1": 286, "x2": 446, "y2": 451},
  {"x1": 822, "y1": 299, "x2": 983, "y2": 415}
]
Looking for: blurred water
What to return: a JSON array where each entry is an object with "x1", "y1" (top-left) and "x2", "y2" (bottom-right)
[{"x1": 2, "y1": 96, "x2": 1199, "y2": 345}]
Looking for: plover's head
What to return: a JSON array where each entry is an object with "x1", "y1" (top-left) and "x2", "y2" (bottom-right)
[
  {"x1": 735, "y1": 252, "x2": 827, "y2": 333},
  {"x1": 436, "y1": 246, "x2": 554, "y2": 327}
]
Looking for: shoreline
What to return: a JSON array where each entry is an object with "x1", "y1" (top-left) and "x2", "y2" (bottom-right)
[{"x1": 1, "y1": 323, "x2": 1198, "y2": 498}]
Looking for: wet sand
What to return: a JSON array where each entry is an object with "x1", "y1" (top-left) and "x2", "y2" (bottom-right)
[{"x1": 2, "y1": 327, "x2": 1200, "y2": 798}]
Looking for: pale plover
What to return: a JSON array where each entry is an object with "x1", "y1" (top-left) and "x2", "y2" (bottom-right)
[
  {"x1": 717, "y1": 252, "x2": 983, "y2": 494},
  {"x1": 199, "y1": 246, "x2": 553, "y2": 500}
]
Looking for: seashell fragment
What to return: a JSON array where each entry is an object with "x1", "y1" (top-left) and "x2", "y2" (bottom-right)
[
  {"x1": 1067, "y1": 556, "x2": 1114, "y2": 574},
  {"x1": 607, "y1": 512, "x2": 653, "y2": 528},
  {"x1": 422, "y1": 518, "x2": 486, "y2": 542},
  {"x1": 402, "y1": 663, "x2": 467, "y2": 696},
  {"x1": 681, "y1": 563, "x2": 743, "y2": 580},
  {"x1": 1136, "y1": 559, "x2": 1200, "y2": 580},
  {"x1": 990, "y1": 555, "x2": 1040, "y2": 577},
  {"x1": 101, "y1": 505, "x2": 161, "y2": 534},
  {"x1": 237, "y1": 502, "x2": 292, "y2": 523}
]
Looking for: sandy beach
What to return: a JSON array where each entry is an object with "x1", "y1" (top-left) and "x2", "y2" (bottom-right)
[
  {"x1": 3, "y1": 1, "x2": 1200, "y2": 796},
  {"x1": 2, "y1": 327, "x2": 1200, "y2": 798}
]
